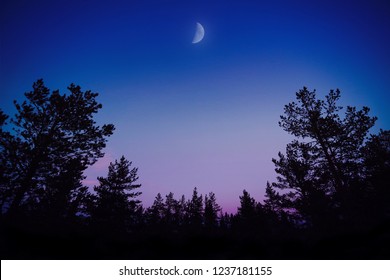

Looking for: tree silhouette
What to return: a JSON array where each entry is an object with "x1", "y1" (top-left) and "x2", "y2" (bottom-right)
[
  {"x1": 265, "y1": 88, "x2": 378, "y2": 229},
  {"x1": 1, "y1": 81, "x2": 389, "y2": 259},
  {"x1": 0, "y1": 109, "x2": 13, "y2": 214},
  {"x1": 164, "y1": 192, "x2": 180, "y2": 227},
  {"x1": 237, "y1": 190, "x2": 257, "y2": 220},
  {"x1": 204, "y1": 192, "x2": 221, "y2": 228},
  {"x1": 360, "y1": 129, "x2": 390, "y2": 225},
  {"x1": 236, "y1": 189, "x2": 266, "y2": 230},
  {"x1": 146, "y1": 193, "x2": 165, "y2": 226},
  {"x1": 0, "y1": 80, "x2": 114, "y2": 219},
  {"x1": 186, "y1": 187, "x2": 203, "y2": 227},
  {"x1": 93, "y1": 156, "x2": 141, "y2": 231},
  {"x1": 175, "y1": 194, "x2": 187, "y2": 227}
]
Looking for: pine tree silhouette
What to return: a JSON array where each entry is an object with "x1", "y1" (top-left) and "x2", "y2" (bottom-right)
[{"x1": 93, "y1": 156, "x2": 141, "y2": 232}]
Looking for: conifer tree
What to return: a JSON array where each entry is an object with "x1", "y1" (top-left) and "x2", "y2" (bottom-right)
[
  {"x1": 0, "y1": 80, "x2": 114, "y2": 218},
  {"x1": 186, "y1": 187, "x2": 203, "y2": 227},
  {"x1": 147, "y1": 193, "x2": 165, "y2": 226},
  {"x1": 164, "y1": 192, "x2": 178, "y2": 226},
  {"x1": 264, "y1": 88, "x2": 377, "y2": 227},
  {"x1": 204, "y1": 192, "x2": 221, "y2": 228},
  {"x1": 93, "y1": 156, "x2": 141, "y2": 230}
]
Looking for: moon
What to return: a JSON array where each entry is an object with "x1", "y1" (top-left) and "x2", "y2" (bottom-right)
[{"x1": 192, "y1": 22, "x2": 205, "y2": 44}]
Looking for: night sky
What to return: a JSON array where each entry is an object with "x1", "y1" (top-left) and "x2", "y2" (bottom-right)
[{"x1": 1, "y1": 0, "x2": 389, "y2": 213}]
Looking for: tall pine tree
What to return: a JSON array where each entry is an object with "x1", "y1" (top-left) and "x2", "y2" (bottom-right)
[
  {"x1": 93, "y1": 156, "x2": 141, "y2": 231},
  {"x1": 0, "y1": 80, "x2": 114, "y2": 219},
  {"x1": 264, "y1": 88, "x2": 377, "y2": 229},
  {"x1": 204, "y1": 192, "x2": 221, "y2": 228}
]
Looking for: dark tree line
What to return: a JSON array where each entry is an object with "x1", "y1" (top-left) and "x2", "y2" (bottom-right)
[{"x1": 0, "y1": 80, "x2": 389, "y2": 259}]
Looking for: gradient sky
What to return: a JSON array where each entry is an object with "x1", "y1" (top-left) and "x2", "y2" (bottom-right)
[{"x1": 1, "y1": 0, "x2": 389, "y2": 213}]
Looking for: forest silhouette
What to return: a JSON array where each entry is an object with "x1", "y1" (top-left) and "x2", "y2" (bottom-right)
[{"x1": 1, "y1": 80, "x2": 389, "y2": 259}]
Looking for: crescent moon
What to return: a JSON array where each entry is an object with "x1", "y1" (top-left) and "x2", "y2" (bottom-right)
[{"x1": 192, "y1": 22, "x2": 205, "y2": 44}]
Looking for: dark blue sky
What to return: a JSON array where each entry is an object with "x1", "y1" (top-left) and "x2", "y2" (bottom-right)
[{"x1": 1, "y1": 0, "x2": 389, "y2": 212}]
